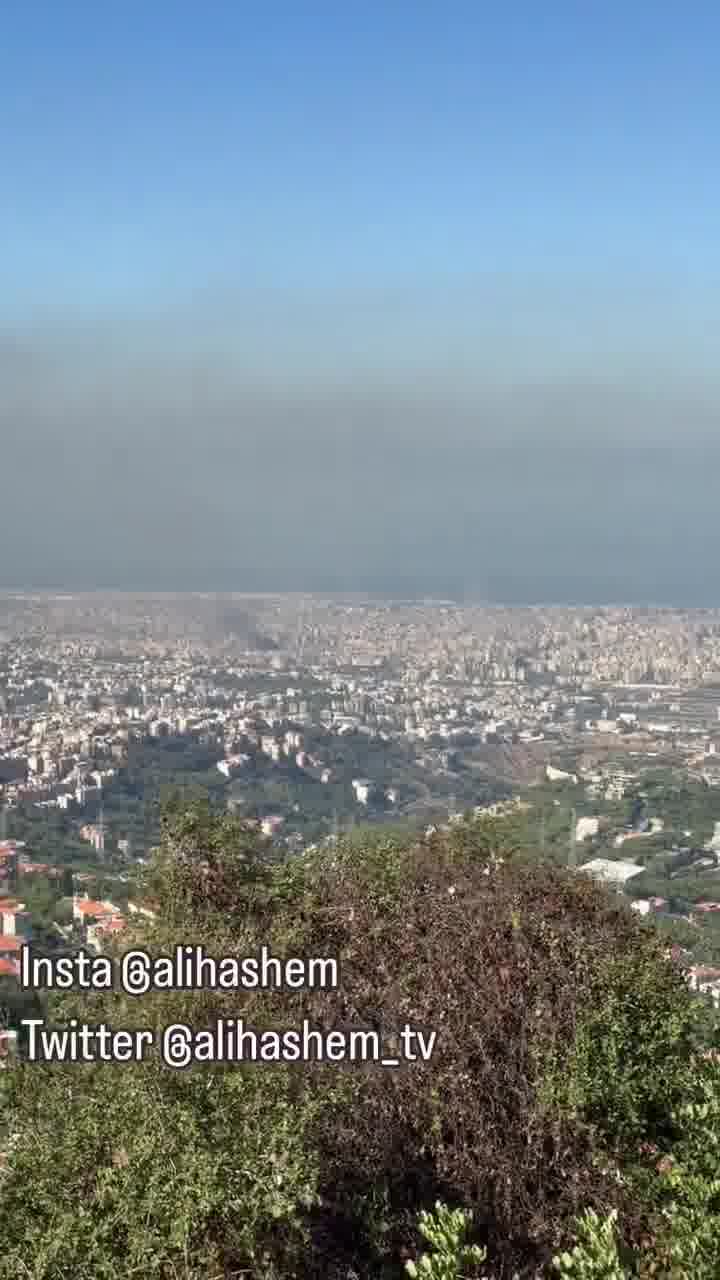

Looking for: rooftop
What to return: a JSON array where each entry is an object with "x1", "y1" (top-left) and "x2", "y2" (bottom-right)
[
  {"x1": 0, "y1": 936, "x2": 25, "y2": 952},
  {"x1": 578, "y1": 858, "x2": 645, "y2": 885}
]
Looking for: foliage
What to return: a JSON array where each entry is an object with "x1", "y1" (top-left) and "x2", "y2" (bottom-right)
[
  {"x1": 551, "y1": 1211, "x2": 627, "y2": 1279},
  {"x1": 546, "y1": 1059, "x2": 720, "y2": 1278},
  {"x1": 0, "y1": 1060, "x2": 320, "y2": 1280},
  {"x1": 1, "y1": 806, "x2": 719, "y2": 1278},
  {"x1": 628, "y1": 1055, "x2": 720, "y2": 1278},
  {"x1": 537, "y1": 940, "x2": 706, "y2": 1148},
  {"x1": 18, "y1": 874, "x2": 65, "y2": 932},
  {"x1": 405, "y1": 1203, "x2": 487, "y2": 1279}
]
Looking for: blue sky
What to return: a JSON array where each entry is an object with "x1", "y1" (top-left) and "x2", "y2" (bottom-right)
[
  {"x1": 4, "y1": 0, "x2": 720, "y2": 307},
  {"x1": 2, "y1": 1, "x2": 720, "y2": 596}
]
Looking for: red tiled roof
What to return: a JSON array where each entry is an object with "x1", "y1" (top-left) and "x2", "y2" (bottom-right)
[
  {"x1": 75, "y1": 900, "x2": 115, "y2": 917},
  {"x1": 0, "y1": 936, "x2": 25, "y2": 952}
]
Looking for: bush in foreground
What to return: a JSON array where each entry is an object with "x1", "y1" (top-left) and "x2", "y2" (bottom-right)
[{"x1": 0, "y1": 805, "x2": 717, "y2": 1278}]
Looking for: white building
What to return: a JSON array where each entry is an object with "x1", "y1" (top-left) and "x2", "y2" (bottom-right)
[
  {"x1": 546, "y1": 765, "x2": 578, "y2": 785},
  {"x1": 688, "y1": 966, "x2": 720, "y2": 1008},
  {"x1": 261, "y1": 815, "x2": 285, "y2": 837},
  {"x1": 352, "y1": 779, "x2": 374, "y2": 805},
  {"x1": 631, "y1": 899, "x2": 652, "y2": 916},
  {"x1": 575, "y1": 816, "x2": 599, "y2": 843},
  {"x1": 578, "y1": 858, "x2": 644, "y2": 890}
]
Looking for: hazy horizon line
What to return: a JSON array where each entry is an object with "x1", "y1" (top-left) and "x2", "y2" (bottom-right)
[{"x1": 0, "y1": 584, "x2": 717, "y2": 612}]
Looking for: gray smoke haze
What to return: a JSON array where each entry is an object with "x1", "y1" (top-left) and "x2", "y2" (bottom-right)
[{"x1": 2, "y1": 276, "x2": 719, "y2": 602}]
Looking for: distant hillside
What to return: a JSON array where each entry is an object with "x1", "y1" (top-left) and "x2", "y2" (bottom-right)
[{"x1": 467, "y1": 740, "x2": 551, "y2": 785}]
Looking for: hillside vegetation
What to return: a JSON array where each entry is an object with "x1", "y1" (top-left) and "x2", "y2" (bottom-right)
[{"x1": 1, "y1": 804, "x2": 719, "y2": 1278}]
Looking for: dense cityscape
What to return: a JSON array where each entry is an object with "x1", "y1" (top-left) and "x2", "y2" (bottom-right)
[{"x1": 4, "y1": 593, "x2": 720, "y2": 1014}]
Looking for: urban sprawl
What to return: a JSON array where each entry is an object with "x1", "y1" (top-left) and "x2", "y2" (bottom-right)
[{"x1": 4, "y1": 592, "x2": 720, "y2": 1061}]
